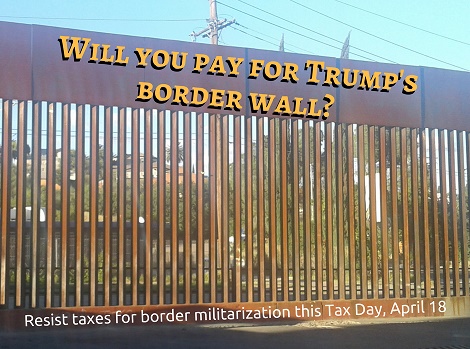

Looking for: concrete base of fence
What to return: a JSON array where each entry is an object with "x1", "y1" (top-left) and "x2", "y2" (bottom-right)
[{"x1": 1, "y1": 296, "x2": 469, "y2": 331}]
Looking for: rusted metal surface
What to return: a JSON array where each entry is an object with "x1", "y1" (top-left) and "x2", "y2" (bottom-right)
[
  {"x1": 0, "y1": 22, "x2": 469, "y2": 130},
  {"x1": 0, "y1": 98, "x2": 468, "y2": 317},
  {"x1": 0, "y1": 21, "x2": 469, "y2": 325}
]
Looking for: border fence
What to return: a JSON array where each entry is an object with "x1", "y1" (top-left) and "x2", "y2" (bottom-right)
[{"x1": 0, "y1": 22, "x2": 469, "y2": 319}]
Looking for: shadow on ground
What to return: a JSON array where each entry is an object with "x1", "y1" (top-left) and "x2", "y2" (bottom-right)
[{"x1": 1, "y1": 317, "x2": 469, "y2": 349}]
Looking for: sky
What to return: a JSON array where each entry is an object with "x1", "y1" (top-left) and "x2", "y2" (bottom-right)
[{"x1": 1, "y1": 0, "x2": 469, "y2": 72}]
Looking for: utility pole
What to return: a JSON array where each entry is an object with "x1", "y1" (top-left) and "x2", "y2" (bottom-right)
[
  {"x1": 190, "y1": 0, "x2": 235, "y2": 268},
  {"x1": 190, "y1": 0, "x2": 236, "y2": 44}
]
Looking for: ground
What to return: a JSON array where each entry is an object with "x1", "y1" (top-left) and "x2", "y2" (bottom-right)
[{"x1": 1, "y1": 317, "x2": 469, "y2": 349}]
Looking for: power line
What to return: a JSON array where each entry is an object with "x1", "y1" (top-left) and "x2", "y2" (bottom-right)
[
  {"x1": 235, "y1": 23, "x2": 315, "y2": 55},
  {"x1": 332, "y1": 0, "x2": 470, "y2": 47},
  {"x1": 290, "y1": 0, "x2": 469, "y2": 71},
  {"x1": 231, "y1": 24, "x2": 281, "y2": 50},
  {"x1": 218, "y1": 1, "x2": 395, "y2": 63},
  {"x1": 0, "y1": 15, "x2": 204, "y2": 22}
]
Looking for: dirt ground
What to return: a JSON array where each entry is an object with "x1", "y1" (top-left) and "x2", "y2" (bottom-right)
[{"x1": 1, "y1": 317, "x2": 470, "y2": 349}]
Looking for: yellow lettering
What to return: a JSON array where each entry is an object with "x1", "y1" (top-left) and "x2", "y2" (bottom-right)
[
  {"x1": 324, "y1": 67, "x2": 341, "y2": 87},
  {"x1": 99, "y1": 44, "x2": 115, "y2": 63},
  {"x1": 342, "y1": 69, "x2": 360, "y2": 88},
  {"x1": 114, "y1": 46, "x2": 129, "y2": 65},
  {"x1": 171, "y1": 52, "x2": 188, "y2": 71},
  {"x1": 154, "y1": 83, "x2": 172, "y2": 103},
  {"x1": 135, "y1": 48, "x2": 153, "y2": 67},
  {"x1": 248, "y1": 93, "x2": 275, "y2": 113},
  {"x1": 281, "y1": 63, "x2": 299, "y2": 83},
  {"x1": 359, "y1": 70, "x2": 382, "y2": 90},
  {"x1": 382, "y1": 72, "x2": 399, "y2": 92},
  {"x1": 193, "y1": 54, "x2": 210, "y2": 73},
  {"x1": 264, "y1": 61, "x2": 282, "y2": 80},
  {"x1": 209, "y1": 89, "x2": 225, "y2": 108},
  {"x1": 208, "y1": 55, "x2": 227, "y2": 75},
  {"x1": 292, "y1": 97, "x2": 306, "y2": 116},
  {"x1": 305, "y1": 60, "x2": 324, "y2": 84},
  {"x1": 152, "y1": 50, "x2": 170, "y2": 69},
  {"x1": 172, "y1": 85, "x2": 190, "y2": 105},
  {"x1": 58, "y1": 36, "x2": 91, "y2": 61},
  {"x1": 274, "y1": 96, "x2": 292, "y2": 114},
  {"x1": 403, "y1": 74, "x2": 418, "y2": 94},
  {"x1": 190, "y1": 87, "x2": 209, "y2": 106},
  {"x1": 226, "y1": 90, "x2": 242, "y2": 111},
  {"x1": 136, "y1": 82, "x2": 153, "y2": 101},
  {"x1": 226, "y1": 57, "x2": 244, "y2": 76},
  {"x1": 248, "y1": 59, "x2": 265, "y2": 78},
  {"x1": 88, "y1": 43, "x2": 101, "y2": 63},
  {"x1": 307, "y1": 99, "x2": 322, "y2": 117}
]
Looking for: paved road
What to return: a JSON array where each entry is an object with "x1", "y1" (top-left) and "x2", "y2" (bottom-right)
[{"x1": 1, "y1": 317, "x2": 470, "y2": 349}]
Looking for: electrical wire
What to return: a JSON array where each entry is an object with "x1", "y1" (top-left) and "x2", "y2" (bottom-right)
[
  {"x1": 218, "y1": 1, "x2": 395, "y2": 63},
  {"x1": 332, "y1": 0, "x2": 470, "y2": 47},
  {"x1": 235, "y1": 23, "x2": 316, "y2": 55},
  {"x1": 0, "y1": 15, "x2": 204, "y2": 22},
  {"x1": 231, "y1": 25, "x2": 281, "y2": 50},
  {"x1": 290, "y1": 0, "x2": 469, "y2": 71}
]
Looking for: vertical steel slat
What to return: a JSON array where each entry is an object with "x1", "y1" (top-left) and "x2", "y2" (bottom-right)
[
  {"x1": 464, "y1": 132, "x2": 470, "y2": 296},
  {"x1": 118, "y1": 107, "x2": 126, "y2": 305},
  {"x1": 60, "y1": 103, "x2": 70, "y2": 307},
  {"x1": 357, "y1": 125, "x2": 367, "y2": 298},
  {"x1": 438, "y1": 130, "x2": 451, "y2": 296},
  {"x1": 209, "y1": 113, "x2": 217, "y2": 302},
  {"x1": 132, "y1": 108, "x2": 140, "y2": 305},
  {"x1": 221, "y1": 115, "x2": 229, "y2": 302},
  {"x1": 170, "y1": 111, "x2": 178, "y2": 303},
  {"x1": 379, "y1": 127, "x2": 389, "y2": 298},
  {"x1": 234, "y1": 115, "x2": 242, "y2": 302},
  {"x1": 89, "y1": 105, "x2": 98, "y2": 306},
  {"x1": 458, "y1": 132, "x2": 468, "y2": 296},
  {"x1": 31, "y1": 101, "x2": 41, "y2": 308},
  {"x1": 257, "y1": 117, "x2": 266, "y2": 302},
  {"x1": 291, "y1": 120, "x2": 300, "y2": 301},
  {"x1": 245, "y1": 116, "x2": 254, "y2": 302},
  {"x1": 368, "y1": 126, "x2": 378, "y2": 298},
  {"x1": 335, "y1": 124, "x2": 345, "y2": 300},
  {"x1": 103, "y1": 106, "x2": 112, "y2": 306},
  {"x1": 410, "y1": 129, "x2": 421, "y2": 297},
  {"x1": 144, "y1": 109, "x2": 153, "y2": 305},
  {"x1": 196, "y1": 113, "x2": 204, "y2": 302},
  {"x1": 315, "y1": 122, "x2": 323, "y2": 300},
  {"x1": 429, "y1": 129, "x2": 440, "y2": 296},
  {"x1": 400, "y1": 128, "x2": 411, "y2": 298},
  {"x1": 390, "y1": 127, "x2": 400, "y2": 297},
  {"x1": 269, "y1": 118, "x2": 277, "y2": 302},
  {"x1": 347, "y1": 124, "x2": 355, "y2": 299},
  {"x1": 75, "y1": 104, "x2": 84, "y2": 306},
  {"x1": 15, "y1": 101, "x2": 26, "y2": 307},
  {"x1": 448, "y1": 131, "x2": 459, "y2": 296},
  {"x1": 46, "y1": 102, "x2": 56, "y2": 308},
  {"x1": 183, "y1": 112, "x2": 191, "y2": 303},
  {"x1": 280, "y1": 118, "x2": 288, "y2": 301},
  {"x1": 325, "y1": 123, "x2": 334, "y2": 299},
  {"x1": 304, "y1": 122, "x2": 313, "y2": 301},
  {"x1": 420, "y1": 129, "x2": 431, "y2": 297},
  {"x1": 280, "y1": 119, "x2": 289, "y2": 301},
  {"x1": 157, "y1": 110, "x2": 166, "y2": 304},
  {"x1": 303, "y1": 121, "x2": 312, "y2": 301},
  {"x1": 0, "y1": 100, "x2": 12, "y2": 307}
]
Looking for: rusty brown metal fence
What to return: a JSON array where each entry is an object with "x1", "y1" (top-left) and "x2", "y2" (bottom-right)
[
  {"x1": 0, "y1": 98, "x2": 469, "y2": 309},
  {"x1": 0, "y1": 22, "x2": 469, "y2": 316}
]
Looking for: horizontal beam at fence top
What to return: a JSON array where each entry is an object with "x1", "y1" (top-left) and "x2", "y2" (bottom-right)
[{"x1": 0, "y1": 21, "x2": 469, "y2": 131}]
